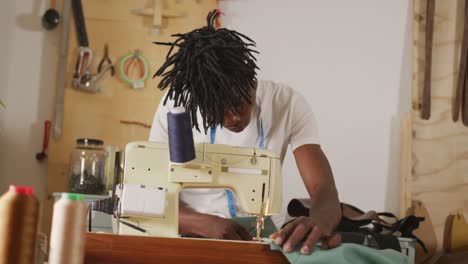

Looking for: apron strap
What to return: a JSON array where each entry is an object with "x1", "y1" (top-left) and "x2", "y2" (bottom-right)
[{"x1": 210, "y1": 117, "x2": 265, "y2": 218}]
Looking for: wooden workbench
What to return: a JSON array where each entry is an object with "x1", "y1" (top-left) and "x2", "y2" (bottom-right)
[{"x1": 85, "y1": 233, "x2": 289, "y2": 264}]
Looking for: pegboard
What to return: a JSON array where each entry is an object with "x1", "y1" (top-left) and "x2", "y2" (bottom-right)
[{"x1": 44, "y1": 0, "x2": 217, "y2": 234}]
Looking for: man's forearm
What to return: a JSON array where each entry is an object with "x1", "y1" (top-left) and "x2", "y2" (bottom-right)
[
  {"x1": 307, "y1": 174, "x2": 341, "y2": 235},
  {"x1": 179, "y1": 201, "x2": 206, "y2": 235},
  {"x1": 293, "y1": 144, "x2": 342, "y2": 234}
]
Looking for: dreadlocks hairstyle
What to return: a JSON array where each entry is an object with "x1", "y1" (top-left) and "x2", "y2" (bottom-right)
[{"x1": 153, "y1": 9, "x2": 259, "y2": 132}]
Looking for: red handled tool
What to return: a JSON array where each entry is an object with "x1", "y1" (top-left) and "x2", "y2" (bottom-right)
[{"x1": 36, "y1": 120, "x2": 51, "y2": 161}]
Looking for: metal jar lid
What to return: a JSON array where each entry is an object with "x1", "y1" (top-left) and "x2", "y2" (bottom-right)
[{"x1": 76, "y1": 138, "x2": 104, "y2": 146}]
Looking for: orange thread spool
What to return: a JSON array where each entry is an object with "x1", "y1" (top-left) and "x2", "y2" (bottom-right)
[{"x1": 0, "y1": 185, "x2": 40, "y2": 264}]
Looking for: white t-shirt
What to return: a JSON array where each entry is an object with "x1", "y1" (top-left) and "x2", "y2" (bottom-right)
[{"x1": 149, "y1": 80, "x2": 320, "y2": 227}]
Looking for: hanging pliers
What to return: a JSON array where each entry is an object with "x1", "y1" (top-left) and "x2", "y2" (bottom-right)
[{"x1": 98, "y1": 44, "x2": 115, "y2": 76}]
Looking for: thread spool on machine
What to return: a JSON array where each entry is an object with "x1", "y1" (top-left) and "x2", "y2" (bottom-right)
[{"x1": 167, "y1": 107, "x2": 196, "y2": 163}]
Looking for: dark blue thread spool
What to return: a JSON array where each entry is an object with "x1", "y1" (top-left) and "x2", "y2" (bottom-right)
[{"x1": 167, "y1": 107, "x2": 196, "y2": 163}]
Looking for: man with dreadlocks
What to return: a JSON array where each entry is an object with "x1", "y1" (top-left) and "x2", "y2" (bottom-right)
[{"x1": 149, "y1": 10, "x2": 341, "y2": 255}]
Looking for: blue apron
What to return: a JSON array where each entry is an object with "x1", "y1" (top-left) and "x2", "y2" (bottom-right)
[{"x1": 210, "y1": 118, "x2": 264, "y2": 217}]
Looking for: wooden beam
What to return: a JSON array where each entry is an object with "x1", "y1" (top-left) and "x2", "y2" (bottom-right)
[{"x1": 85, "y1": 233, "x2": 288, "y2": 264}]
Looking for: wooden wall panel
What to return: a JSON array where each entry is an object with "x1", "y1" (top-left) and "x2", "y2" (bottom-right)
[
  {"x1": 44, "y1": 0, "x2": 217, "y2": 234},
  {"x1": 400, "y1": 112, "x2": 412, "y2": 218},
  {"x1": 408, "y1": 0, "x2": 468, "y2": 251}
]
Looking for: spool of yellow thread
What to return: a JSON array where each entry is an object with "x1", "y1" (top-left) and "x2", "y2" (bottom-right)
[{"x1": 0, "y1": 185, "x2": 40, "y2": 264}]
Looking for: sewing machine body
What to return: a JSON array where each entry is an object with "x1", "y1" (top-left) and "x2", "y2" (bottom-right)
[{"x1": 119, "y1": 141, "x2": 282, "y2": 238}]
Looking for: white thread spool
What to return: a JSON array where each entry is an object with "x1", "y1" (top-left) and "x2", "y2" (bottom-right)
[{"x1": 48, "y1": 193, "x2": 87, "y2": 264}]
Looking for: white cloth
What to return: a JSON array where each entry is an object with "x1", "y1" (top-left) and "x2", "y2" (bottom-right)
[{"x1": 149, "y1": 80, "x2": 320, "y2": 227}]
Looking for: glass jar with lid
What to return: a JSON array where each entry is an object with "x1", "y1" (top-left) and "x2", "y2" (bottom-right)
[{"x1": 67, "y1": 138, "x2": 108, "y2": 195}]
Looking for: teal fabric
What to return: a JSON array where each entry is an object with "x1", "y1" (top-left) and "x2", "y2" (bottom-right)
[
  {"x1": 231, "y1": 216, "x2": 278, "y2": 238},
  {"x1": 232, "y1": 217, "x2": 410, "y2": 263},
  {"x1": 267, "y1": 239, "x2": 411, "y2": 264}
]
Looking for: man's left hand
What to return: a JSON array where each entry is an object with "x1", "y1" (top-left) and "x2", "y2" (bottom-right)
[{"x1": 270, "y1": 216, "x2": 341, "y2": 255}]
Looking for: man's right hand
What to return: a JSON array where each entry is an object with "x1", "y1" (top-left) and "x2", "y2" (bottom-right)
[
  {"x1": 179, "y1": 203, "x2": 252, "y2": 241},
  {"x1": 198, "y1": 214, "x2": 252, "y2": 241}
]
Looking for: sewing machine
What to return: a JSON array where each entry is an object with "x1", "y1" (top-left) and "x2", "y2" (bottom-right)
[{"x1": 118, "y1": 141, "x2": 282, "y2": 239}]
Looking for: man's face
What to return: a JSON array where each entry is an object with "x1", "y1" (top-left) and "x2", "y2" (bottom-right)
[{"x1": 223, "y1": 87, "x2": 256, "y2": 133}]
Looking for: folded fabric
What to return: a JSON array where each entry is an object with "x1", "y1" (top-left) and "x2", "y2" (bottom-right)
[{"x1": 267, "y1": 239, "x2": 411, "y2": 264}]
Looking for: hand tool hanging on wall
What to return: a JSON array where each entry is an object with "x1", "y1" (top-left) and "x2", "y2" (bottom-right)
[
  {"x1": 42, "y1": 0, "x2": 60, "y2": 30},
  {"x1": 36, "y1": 120, "x2": 51, "y2": 162},
  {"x1": 118, "y1": 50, "x2": 150, "y2": 89},
  {"x1": 98, "y1": 44, "x2": 115, "y2": 77},
  {"x1": 53, "y1": 0, "x2": 72, "y2": 139},
  {"x1": 71, "y1": 0, "x2": 94, "y2": 91},
  {"x1": 79, "y1": 64, "x2": 114, "y2": 93},
  {"x1": 454, "y1": 0, "x2": 468, "y2": 123},
  {"x1": 72, "y1": 44, "x2": 116, "y2": 93},
  {"x1": 421, "y1": 0, "x2": 435, "y2": 120}
]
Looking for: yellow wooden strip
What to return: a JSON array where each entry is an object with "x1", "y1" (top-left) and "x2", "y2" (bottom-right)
[{"x1": 400, "y1": 112, "x2": 412, "y2": 218}]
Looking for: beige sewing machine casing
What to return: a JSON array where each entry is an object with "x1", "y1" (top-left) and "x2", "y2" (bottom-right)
[{"x1": 118, "y1": 141, "x2": 282, "y2": 238}]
